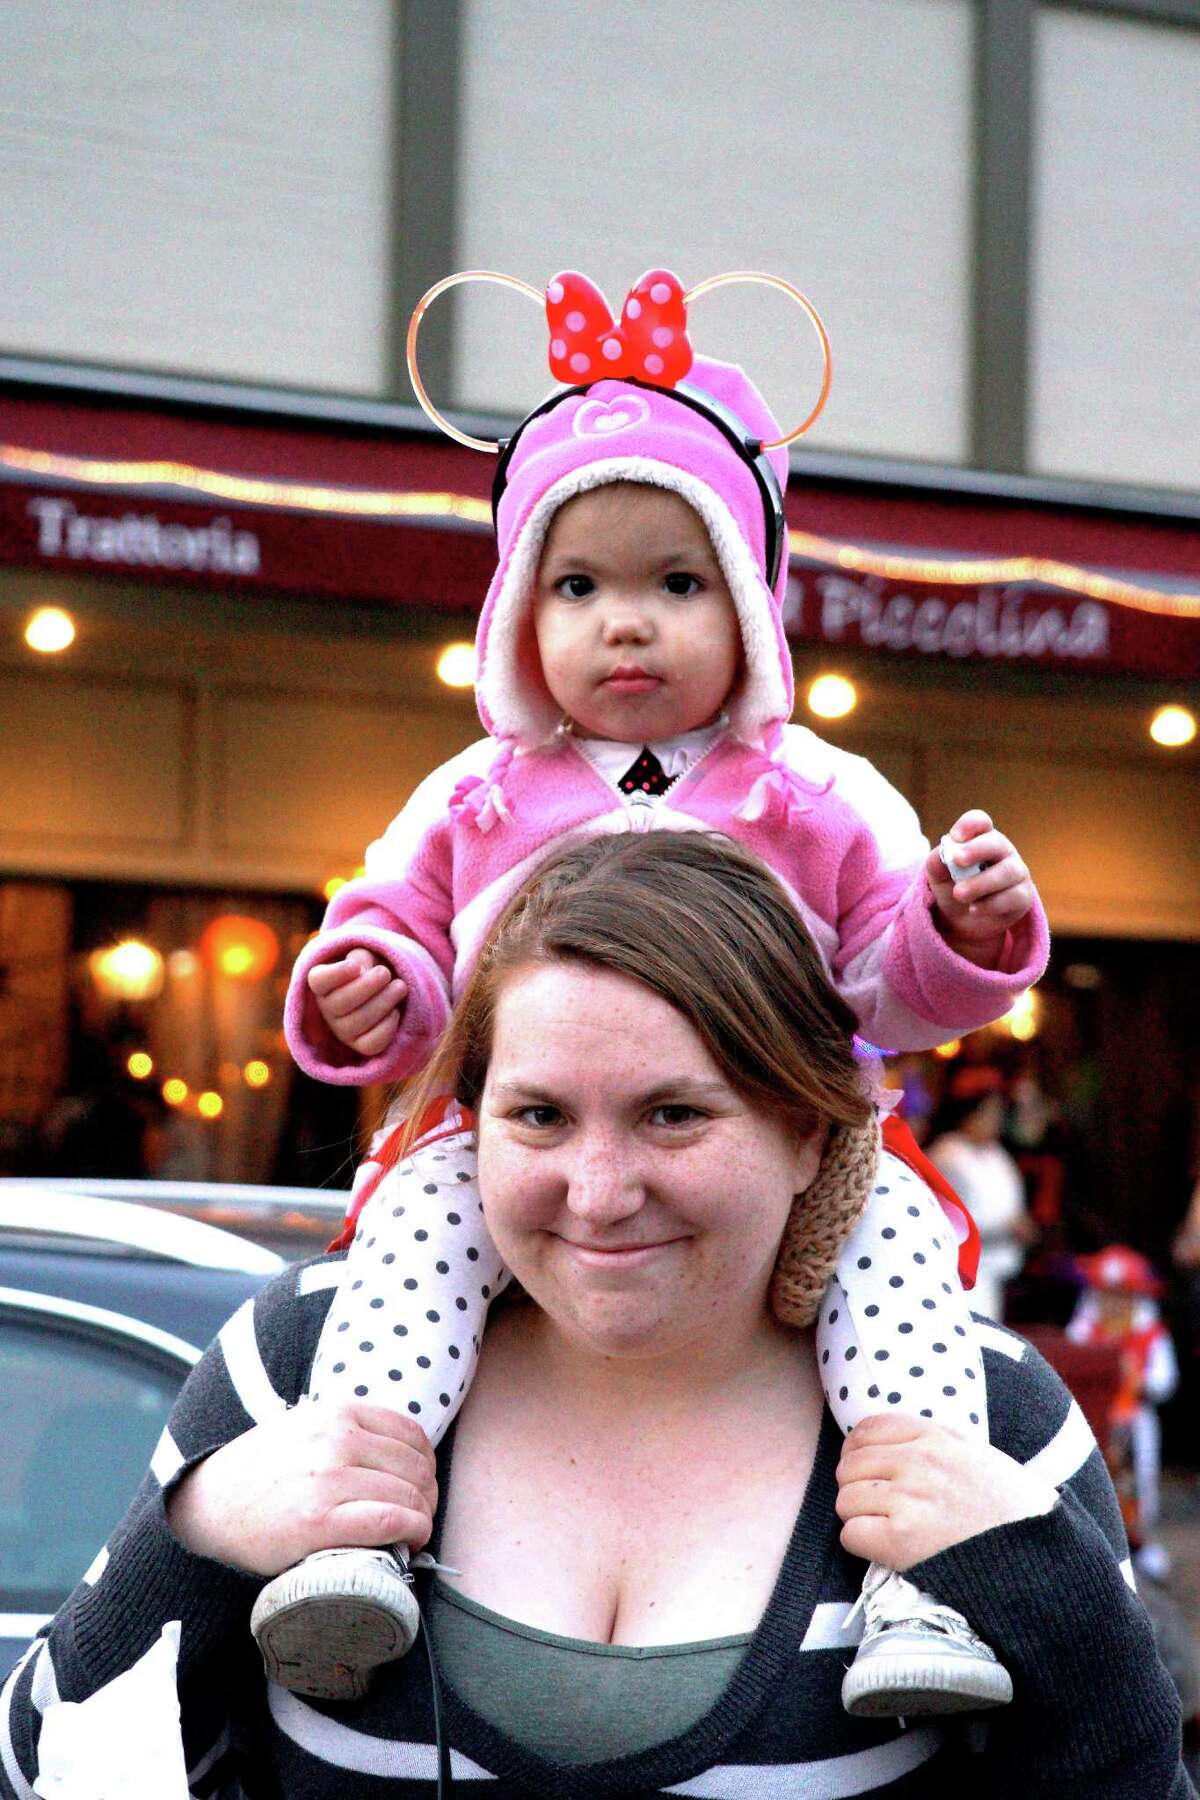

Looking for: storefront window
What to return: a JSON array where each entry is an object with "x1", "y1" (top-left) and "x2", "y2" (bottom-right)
[{"x1": 0, "y1": 877, "x2": 358, "y2": 1189}]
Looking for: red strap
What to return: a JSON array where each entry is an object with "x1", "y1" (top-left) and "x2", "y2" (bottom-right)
[
  {"x1": 881, "y1": 1113, "x2": 981, "y2": 1291},
  {"x1": 326, "y1": 1095, "x2": 476, "y2": 1253}
]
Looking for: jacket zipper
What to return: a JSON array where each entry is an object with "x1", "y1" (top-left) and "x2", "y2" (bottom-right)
[{"x1": 561, "y1": 730, "x2": 729, "y2": 833}]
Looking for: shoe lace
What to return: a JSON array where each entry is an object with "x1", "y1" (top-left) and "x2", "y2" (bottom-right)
[
  {"x1": 848, "y1": 1569, "x2": 988, "y2": 1650},
  {"x1": 410, "y1": 1550, "x2": 462, "y2": 1577}
]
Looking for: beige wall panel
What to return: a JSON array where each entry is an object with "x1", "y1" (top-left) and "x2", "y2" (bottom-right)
[
  {"x1": 456, "y1": 0, "x2": 972, "y2": 462},
  {"x1": 0, "y1": 0, "x2": 391, "y2": 391},
  {"x1": 215, "y1": 690, "x2": 481, "y2": 872},
  {"x1": 0, "y1": 669, "x2": 189, "y2": 849},
  {"x1": 1031, "y1": 12, "x2": 1200, "y2": 490},
  {"x1": 921, "y1": 750, "x2": 1200, "y2": 939}
]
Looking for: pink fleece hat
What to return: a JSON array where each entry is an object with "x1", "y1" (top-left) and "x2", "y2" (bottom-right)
[{"x1": 474, "y1": 354, "x2": 795, "y2": 751}]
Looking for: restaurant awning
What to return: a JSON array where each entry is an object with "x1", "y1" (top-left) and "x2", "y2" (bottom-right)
[{"x1": 2, "y1": 368, "x2": 1198, "y2": 680}]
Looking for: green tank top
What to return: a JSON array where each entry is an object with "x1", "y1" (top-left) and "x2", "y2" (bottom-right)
[{"x1": 427, "y1": 1578, "x2": 752, "y2": 1766}]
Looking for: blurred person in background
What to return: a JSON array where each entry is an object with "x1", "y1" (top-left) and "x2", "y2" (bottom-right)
[
  {"x1": 1003, "y1": 1053, "x2": 1066, "y2": 1235},
  {"x1": 927, "y1": 1072, "x2": 1036, "y2": 1321},
  {"x1": 1067, "y1": 1245, "x2": 1178, "y2": 1583}
]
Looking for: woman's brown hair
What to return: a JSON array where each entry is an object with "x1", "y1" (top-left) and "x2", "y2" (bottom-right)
[{"x1": 397, "y1": 830, "x2": 872, "y2": 1153}]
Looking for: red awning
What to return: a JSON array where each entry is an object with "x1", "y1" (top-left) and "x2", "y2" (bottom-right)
[{"x1": 2, "y1": 387, "x2": 1198, "y2": 679}]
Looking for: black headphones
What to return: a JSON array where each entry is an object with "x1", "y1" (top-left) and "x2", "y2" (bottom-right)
[{"x1": 491, "y1": 378, "x2": 786, "y2": 589}]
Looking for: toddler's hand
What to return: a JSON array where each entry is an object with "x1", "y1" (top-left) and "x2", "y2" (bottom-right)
[
  {"x1": 835, "y1": 1412, "x2": 1057, "y2": 1570},
  {"x1": 308, "y1": 948, "x2": 408, "y2": 1057},
  {"x1": 925, "y1": 809, "x2": 1035, "y2": 967}
]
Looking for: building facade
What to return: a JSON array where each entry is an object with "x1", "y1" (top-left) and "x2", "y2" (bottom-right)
[{"x1": 0, "y1": 0, "x2": 1197, "y2": 1232}]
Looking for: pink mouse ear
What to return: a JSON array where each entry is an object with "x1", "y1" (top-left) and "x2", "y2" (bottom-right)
[
  {"x1": 619, "y1": 270, "x2": 693, "y2": 387},
  {"x1": 545, "y1": 272, "x2": 624, "y2": 383}
]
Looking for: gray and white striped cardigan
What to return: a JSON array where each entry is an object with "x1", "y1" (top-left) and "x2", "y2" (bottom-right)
[{"x1": 2, "y1": 1255, "x2": 1190, "y2": 1800}]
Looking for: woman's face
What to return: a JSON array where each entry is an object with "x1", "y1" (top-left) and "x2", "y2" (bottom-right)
[{"x1": 477, "y1": 961, "x2": 823, "y2": 1364}]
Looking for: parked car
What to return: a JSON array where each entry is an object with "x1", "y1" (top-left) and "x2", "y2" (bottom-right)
[
  {"x1": 0, "y1": 1184, "x2": 347, "y2": 1680},
  {"x1": 3, "y1": 1175, "x2": 352, "y2": 1263}
]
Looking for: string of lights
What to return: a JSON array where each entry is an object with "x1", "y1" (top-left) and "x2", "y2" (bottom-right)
[
  {"x1": 786, "y1": 529, "x2": 1200, "y2": 621},
  {"x1": 0, "y1": 443, "x2": 493, "y2": 524},
  {"x1": 3, "y1": 442, "x2": 1199, "y2": 618},
  {"x1": 90, "y1": 920, "x2": 287, "y2": 1122}
]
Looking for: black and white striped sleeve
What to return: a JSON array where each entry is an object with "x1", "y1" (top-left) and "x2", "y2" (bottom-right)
[
  {"x1": 912, "y1": 1319, "x2": 1192, "y2": 1797},
  {"x1": 0, "y1": 1257, "x2": 340, "y2": 1800}
]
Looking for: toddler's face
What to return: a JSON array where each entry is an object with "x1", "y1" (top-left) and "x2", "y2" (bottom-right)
[{"x1": 533, "y1": 484, "x2": 742, "y2": 743}]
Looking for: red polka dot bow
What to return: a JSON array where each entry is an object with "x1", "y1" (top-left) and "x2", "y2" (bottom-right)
[{"x1": 545, "y1": 269, "x2": 694, "y2": 389}]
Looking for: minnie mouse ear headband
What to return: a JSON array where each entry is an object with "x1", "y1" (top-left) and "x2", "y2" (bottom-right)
[{"x1": 406, "y1": 267, "x2": 831, "y2": 592}]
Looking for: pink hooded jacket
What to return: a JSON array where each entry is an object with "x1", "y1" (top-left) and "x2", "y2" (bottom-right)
[{"x1": 285, "y1": 356, "x2": 1048, "y2": 1084}]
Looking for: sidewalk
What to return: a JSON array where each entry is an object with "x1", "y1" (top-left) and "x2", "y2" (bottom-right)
[
  {"x1": 1151, "y1": 1472, "x2": 1200, "y2": 1778},
  {"x1": 1160, "y1": 1471, "x2": 1200, "y2": 1630}
]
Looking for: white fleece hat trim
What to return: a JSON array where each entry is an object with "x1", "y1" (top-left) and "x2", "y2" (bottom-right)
[{"x1": 479, "y1": 457, "x2": 790, "y2": 749}]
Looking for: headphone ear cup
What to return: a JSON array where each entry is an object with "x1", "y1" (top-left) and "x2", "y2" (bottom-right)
[
  {"x1": 673, "y1": 381, "x2": 786, "y2": 590},
  {"x1": 756, "y1": 451, "x2": 785, "y2": 589}
]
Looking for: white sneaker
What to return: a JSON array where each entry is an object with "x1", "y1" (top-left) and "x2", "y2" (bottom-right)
[
  {"x1": 251, "y1": 1546, "x2": 421, "y2": 1701},
  {"x1": 841, "y1": 1563, "x2": 1013, "y2": 1718}
]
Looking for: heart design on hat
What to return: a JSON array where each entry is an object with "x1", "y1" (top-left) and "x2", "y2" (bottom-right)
[{"x1": 572, "y1": 395, "x2": 652, "y2": 439}]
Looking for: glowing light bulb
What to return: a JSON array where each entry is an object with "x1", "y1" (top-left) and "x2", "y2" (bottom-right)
[
  {"x1": 197, "y1": 1090, "x2": 224, "y2": 1119},
  {"x1": 933, "y1": 1039, "x2": 961, "y2": 1060},
  {"x1": 436, "y1": 642, "x2": 477, "y2": 689},
  {"x1": 1149, "y1": 704, "x2": 1196, "y2": 748},
  {"x1": 24, "y1": 606, "x2": 76, "y2": 654},
  {"x1": 162, "y1": 1078, "x2": 189, "y2": 1106},
  {"x1": 199, "y1": 915, "x2": 279, "y2": 982},
  {"x1": 323, "y1": 875, "x2": 349, "y2": 901},
  {"x1": 89, "y1": 940, "x2": 164, "y2": 1001},
  {"x1": 1005, "y1": 990, "x2": 1038, "y2": 1040},
  {"x1": 243, "y1": 1060, "x2": 271, "y2": 1088},
  {"x1": 806, "y1": 674, "x2": 857, "y2": 720},
  {"x1": 127, "y1": 1051, "x2": 154, "y2": 1080}
]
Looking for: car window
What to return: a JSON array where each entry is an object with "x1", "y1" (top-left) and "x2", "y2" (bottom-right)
[{"x1": 0, "y1": 1315, "x2": 184, "y2": 1611}]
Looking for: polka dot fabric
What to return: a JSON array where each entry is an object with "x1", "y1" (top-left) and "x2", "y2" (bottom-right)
[
  {"x1": 309, "y1": 1118, "x2": 509, "y2": 1444},
  {"x1": 816, "y1": 1150, "x2": 986, "y2": 1441}
]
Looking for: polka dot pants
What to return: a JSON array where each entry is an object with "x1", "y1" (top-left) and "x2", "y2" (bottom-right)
[
  {"x1": 817, "y1": 1149, "x2": 987, "y2": 1442},
  {"x1": 308, "y1": 1123, "x2": 509, "y2": 1446}
]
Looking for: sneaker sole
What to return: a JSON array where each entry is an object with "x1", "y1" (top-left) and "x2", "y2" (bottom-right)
[
  {"x1": 842, "y1": 1655, "x2": 1014, "y2": 1718},
  {"x1": 252, "y1": 1565, "x2": 421, "y2": 1701}
]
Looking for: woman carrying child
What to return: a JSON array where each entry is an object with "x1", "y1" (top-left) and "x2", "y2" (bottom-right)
[
  {"x1": 8, "y1": 833, "x2": 1188, "y2": 1798},
  {"x1": 263, "y1": 268, "x2": 1049, "y2": 1717}
]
